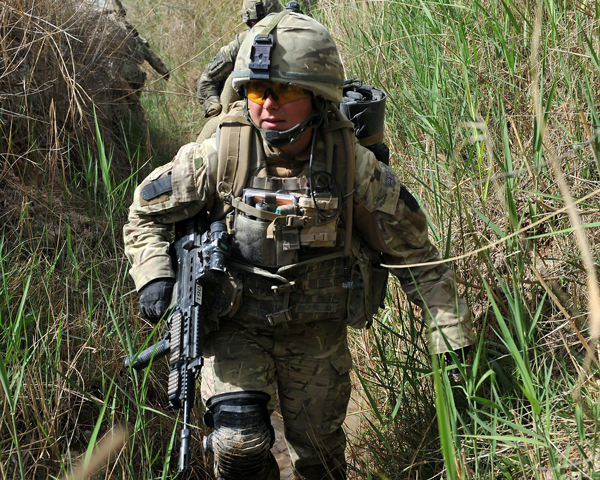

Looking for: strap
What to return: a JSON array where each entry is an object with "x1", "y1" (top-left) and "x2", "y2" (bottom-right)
[
  {"x1": 250, "y1": 177, "x2": 309, "y2": 191},
  {"x1": 228, "y1": 259, "x2": 288, "y2": 283},
  {"x1": 323, "y1": 119, "x2": 355, "y2": 133},
  {"x1": 140, "y1": 175, "x2": 172, "y2": 200},
  {"x1": 222, "y1": 124, "x2": 240, "y2": 194},
  {"x1": 257, "y1": 9, "x2": 291, "y2": 39},
  {"x1": 266, "y1": 309, "x2": 292, "y2": 325},
  {"x1": 230, "y1": 197, "x2": 282, "y2": 221},
  {"x1": 324, "y1": 128, "x2": 334, "y2": 182},
  {"x1": 216, "y1": 114, "x2": 253, "y2": 205},
  {"x1": 276, "y1": 250, "x2": 346, "y2": 275},
  {"x1": 330, "y1": 104, "x2": 355, "y2": 260},
  {"x1": 359, "y1": 132, "x2": 384, "y2": 147},
  {"x1": 230, "y1": 197, "x2": 332, "y2": 228}
]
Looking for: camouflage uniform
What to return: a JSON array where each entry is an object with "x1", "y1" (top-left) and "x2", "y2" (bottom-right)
[
  {"x1": 124, "y1": 11, "x2": 473, "y2": 480},
  {"x1": 197, "y1": 0, "x2": 283, "y2": 119},
  {"x1": 197, "y1": 32, "x2": 246, "y2": 116}
]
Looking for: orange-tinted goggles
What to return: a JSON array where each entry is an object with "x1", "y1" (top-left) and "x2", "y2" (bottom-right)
[{"x1": 246, "y1": 81, "x2": 310, "y2": 105}]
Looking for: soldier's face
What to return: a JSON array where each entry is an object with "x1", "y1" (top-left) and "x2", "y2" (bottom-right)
[
  {"x1": 247, "y1": 84, "x2": 313, "y2": 131},
  {"x1": 247, "y1": 81, "x2": 315, "y2": 154}
]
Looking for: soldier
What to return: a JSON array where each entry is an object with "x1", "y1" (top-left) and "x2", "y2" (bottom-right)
[
  {"x1": 124, "y1": 9, "x2": 474, "y2": 480},
  {"x1": 197, "y1": 0, "x2": 283, "y2": 119},
  {"x1": 102, "y1": 0, "x2": 170, "y2": 91}
]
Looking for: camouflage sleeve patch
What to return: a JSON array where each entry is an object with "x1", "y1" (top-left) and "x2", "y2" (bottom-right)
[
  {"x1": 136, "y1": 143, "x2": 201, "y2": 212},
  {"x1": 207, "y1": 51, "x2": 225, "y2": 73},
  {"x1": 354, "y1": 144, "x2": 427, "y2": 252},
  {"x1": 137, "y1": 162, "x2": 174, "y2": 208},
  {"x1": 373, "y1": 163, "x2": 402, "y2": 214},
  {"x1": 124, "y1": 142, "x2": 215, "y2": 289},
  {"x1": 171, "y1": 143, "x2": 202, "y2": 204},
  {"x1": 201, "y1": 37, "x2": 241, "y2": 83}
]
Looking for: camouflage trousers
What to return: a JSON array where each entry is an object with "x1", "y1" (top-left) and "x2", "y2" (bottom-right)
[{"x1": 201, "y1": 318, "x2": 352, "y2": 480}]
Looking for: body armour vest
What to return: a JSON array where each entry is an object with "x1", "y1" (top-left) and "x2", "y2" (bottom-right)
[{"x1": 209, "y1": 104, "x2": 386, "y2": 328}]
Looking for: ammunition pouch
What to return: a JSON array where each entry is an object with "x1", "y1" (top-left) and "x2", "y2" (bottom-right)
[
  {"x1": 346, "y1": 242, "x2": 389, "y2": 329},
  {"x1": 230, "y1": 211, "x2": 298, "y2": 268},
  {"x1": 227, "y1": 189, "x2": 340, "y2": 268}
]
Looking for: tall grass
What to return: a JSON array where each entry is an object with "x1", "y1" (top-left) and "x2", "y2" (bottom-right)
[
  {"x1": 318, "y1": 0, "x2": 600, "y2": 478},
  {"x1": 3, "y1": 0, "x2": 600, "y2": 478},
  {"x1": 0, "y1": 0, "x2": 239, "y2": 477},
  {"x1": 0, "y1": 121, "x2": 212, "y2": 478}
]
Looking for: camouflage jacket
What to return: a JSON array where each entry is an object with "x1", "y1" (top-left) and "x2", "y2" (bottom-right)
[
  {"x1": 197, "y1": 32, "x2": 247, "y2": 102},
  {"x1": 123, "y1": 122, "x2": 474, "y2": 354}
]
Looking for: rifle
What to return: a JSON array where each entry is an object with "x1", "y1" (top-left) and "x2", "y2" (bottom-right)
[{"x1": 125, "y1": 215, "x2": 230, "y2": 473}]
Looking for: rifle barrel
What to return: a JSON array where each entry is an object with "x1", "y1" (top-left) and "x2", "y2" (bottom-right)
[{"x1": 178, "y1": 384, "x2": 194, "y2": 472}]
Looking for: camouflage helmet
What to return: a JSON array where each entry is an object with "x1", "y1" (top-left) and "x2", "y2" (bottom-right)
[
  {"x1": 241, "y1": 0, "x2": 283, "y2": 26},
  {"x1": 232, "y1": 11, "x2": 345, "y2": 104}
]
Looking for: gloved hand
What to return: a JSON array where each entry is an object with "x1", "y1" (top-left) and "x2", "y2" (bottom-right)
[
  {"x1": 138, "y1": 278, "x2": 175, "y2": 323},
  {"x1": 202, "y1": 96, "x2": 222, "y2": 118}
]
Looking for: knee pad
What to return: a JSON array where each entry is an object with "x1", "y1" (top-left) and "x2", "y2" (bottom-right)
[{"x1": 203, "y1": 391, "x2": 276, "y2": 480}]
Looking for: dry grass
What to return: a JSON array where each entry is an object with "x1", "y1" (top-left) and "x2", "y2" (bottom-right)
[
  {"x1": 121, "y1": 0, "x2": 241, "y2": 149},
  {"x1": 317, "y1": 0, "x2": 600, "y2": 477},
  {"x1": 0, "y1": 0, "x2": 150, "y2": 197}
]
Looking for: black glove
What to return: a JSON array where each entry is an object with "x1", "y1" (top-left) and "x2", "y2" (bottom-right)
[{"x1": 138, "y1": 278, "x2": 175, "y2": 323}]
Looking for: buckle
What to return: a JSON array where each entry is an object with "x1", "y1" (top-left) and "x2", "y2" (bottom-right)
[
  {"x1": 266, "y1": 309, "x2": 292, "y2": 325},
  {"x1": 216, "y1": 181, "x2": 233, "y2": 203},
  {"x1": 271, "y1": 282, "x2": 295, "y2": 295},
  {"x1": 286, "y1": 216, "x2": 308, "y2": 228}
]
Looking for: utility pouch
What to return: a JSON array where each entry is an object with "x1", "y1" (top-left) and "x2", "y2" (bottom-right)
[
  {"x1": 299, "y1": 219, "x2": 338, "y2": 247},
  {"x1": 216, "y1": 273, "x2": 244, "y2": 319},
  {"x1": 231, "y1": 210, "x2": 298, "y2": 267},
  {"x1": 371, "y1": 266, "x2": 389, "y2": 314},
  {"x1": 346, "y1": 249, "x2": 389, "y2": 329},
  {"x1": 202, "y1": 269, "x2": 243, "y2": 326}
]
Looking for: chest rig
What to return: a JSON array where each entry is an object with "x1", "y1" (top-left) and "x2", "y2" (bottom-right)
[
  {"x1": 214, "y1": 104, "x2": 355, "y2": 268},
  {"x1": 210, "y1": 104, "x2": 363, "y2": 325}
]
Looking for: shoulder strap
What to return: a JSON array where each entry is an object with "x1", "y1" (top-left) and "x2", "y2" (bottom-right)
[
  {"x1": 214, "y1": 110, "x2": 253, "y2": 215},
  {"x1": 329, "y1": 104, "x2": 356, "y2": 259}
]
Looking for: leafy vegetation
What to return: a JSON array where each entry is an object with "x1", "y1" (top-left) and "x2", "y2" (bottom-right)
[
  {"x1": 319, "y1": 0, "x2": 600, "y2": 478},
  {"x1": 1, "y1": 0, "x2": 599, "y2": 478}
]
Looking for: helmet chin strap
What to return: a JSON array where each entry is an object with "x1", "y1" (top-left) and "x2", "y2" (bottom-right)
[{"x1": 244, "y1": 100, "x2": 324, "y2": 149}]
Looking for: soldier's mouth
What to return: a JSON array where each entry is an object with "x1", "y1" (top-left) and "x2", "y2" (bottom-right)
[{"x1": 261, "y1": 118, "x2": 285, "y2": 129}]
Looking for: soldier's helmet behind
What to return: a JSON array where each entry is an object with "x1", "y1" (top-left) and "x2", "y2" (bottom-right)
[
  {"x1": 241, "y1": 0, "x2": 283, "y2": 26},
  {"x1": 232, "y1": 12, "x2": 345, "y2": 104}
]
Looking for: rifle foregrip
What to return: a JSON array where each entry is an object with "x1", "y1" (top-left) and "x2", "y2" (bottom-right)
[{"x1": 125, "y1": 338, "x2": 171, "y2": 370}]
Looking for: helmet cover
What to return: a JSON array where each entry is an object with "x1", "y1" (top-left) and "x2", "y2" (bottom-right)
[
  {"x1": 232, "y1": 12, "x2": 345, "y2": 103},
  {"x1": 241, "y1": 0, "x2": 283, "y2": 25}
]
